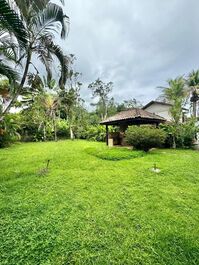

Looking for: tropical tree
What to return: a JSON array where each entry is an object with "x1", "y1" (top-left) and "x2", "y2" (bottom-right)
[
  {"x1": 163, "y1": 77, "x2": 187, "y2": 148},
  {"x1": 88, "y1": 78, "x2": 113, "y2": 120},
  {"x1": 59, "y1": 68, "x2": 83, "y2": 140},
  {"x1": 187, "y1": 70, "x2": 199, "y2": 118},
  {"x1": 42, "y1": 94, "x2": 59, "y2": 141},
  {"x1": 0, "y1": 0, "x2": 28, "y2": 76},
  {"x1": 0, "y1": 0, "x2": 69, "y2": 116},
  {"x1": 116, "y1": 99, "x2": 142, "y2": 112},
  {"x1": 21, "y1": 91, "x2": 59, "y2": 141},
  {"x1": 0, "y1": 113, "x2": 21, "y2": 147}
]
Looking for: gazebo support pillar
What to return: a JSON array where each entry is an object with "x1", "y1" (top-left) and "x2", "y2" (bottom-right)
[{"x1": 106, "y1": 125, "x2": 109, "y2": 145}]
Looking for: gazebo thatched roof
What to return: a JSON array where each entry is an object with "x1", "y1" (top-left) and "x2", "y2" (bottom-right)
[{"x1": 100, "y1": 108, "x2": 166, "y2": 126}]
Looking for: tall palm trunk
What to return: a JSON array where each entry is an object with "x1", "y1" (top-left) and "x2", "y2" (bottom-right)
[
  {"x1": 53, "y1": 112, "x2": 57, "y2": 141},
  {"x1": 193, "y1": 100, "x2": 197, "y2": 118},
  {"x1": 172, "y1": 135, "x2": 176, "y2": 149},
  {"x1": 69, "y1": 125, "x2": 74, "y2": 140},
  {"x1": 43, "y1": 124, "x2": 46, "y2": 141},
  {"x1": 2, "y1": 47, "x2": 32, "y2": 115}
]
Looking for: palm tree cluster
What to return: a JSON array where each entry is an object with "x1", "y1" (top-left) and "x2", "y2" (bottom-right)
[
  {"x1": 162, "y1": 72, "x2": 199, "y2": 148},
  {"x1": 187, "y1": 70, "x2": 199, "y2": 118},
  {"x1": 0, "y1": 0, "x2": 69, "y2": 116},
  {"x1": 163, "y1": 71, "x2": 199, "y2": 119}
]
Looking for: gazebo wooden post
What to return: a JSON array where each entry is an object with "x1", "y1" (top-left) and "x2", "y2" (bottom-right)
[{"x1": 106, "y1": 125, "x2": 109, "y2": 145}]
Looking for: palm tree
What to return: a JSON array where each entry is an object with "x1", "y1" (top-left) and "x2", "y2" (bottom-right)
[
  {"x1": 163, "y1": 77, "x2": 186, "y2": 148},
  {"x1": 0, "y1": 0, "x2": 28, "y2": 81},
  {"x1": 0, "y1": 0, "x2": 28, "y2": 46},
  {"x1": 0, "y1": 0, "x2": 69, "y2": 115},
  {"x1": 164, "y1": 77, "x2": 186, "y2": 122},
  {"x1": 42, "y1": 94, "x2": 59, "y2": 141},
  {"x1": 187, "y1": 70, "x2": 199, "y2": 118}
]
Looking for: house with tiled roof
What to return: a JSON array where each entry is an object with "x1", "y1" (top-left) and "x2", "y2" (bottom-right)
[
  {"x1": 143, "y1": 96, "x2": 188, "y2": 122},
  {"x1": 100, "y1": 97, "x2": 188, "y2": 146}
]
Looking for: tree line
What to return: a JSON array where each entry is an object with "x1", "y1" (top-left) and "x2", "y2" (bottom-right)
[{"x1": 0, "y1": 0, "x2": 198, "y2": 148}]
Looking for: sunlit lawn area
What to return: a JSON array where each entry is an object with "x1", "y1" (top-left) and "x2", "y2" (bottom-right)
[{"x1": 0, "y1": 140, "x2": 199, "y2": 265}]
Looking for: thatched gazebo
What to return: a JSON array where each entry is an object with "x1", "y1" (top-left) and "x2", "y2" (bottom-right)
[{"x1": 100, "y1": 108, "x2": 166, "y2": 146}]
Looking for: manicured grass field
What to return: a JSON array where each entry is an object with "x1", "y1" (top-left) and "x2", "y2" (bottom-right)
[{"x1": 0, "y1": 140, "x2": 199, "y2": 265}]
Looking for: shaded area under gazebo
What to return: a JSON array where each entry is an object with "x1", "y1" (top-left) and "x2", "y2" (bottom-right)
[{"x1": 100, "y1": 108, "x2": 166, "y2": 146}]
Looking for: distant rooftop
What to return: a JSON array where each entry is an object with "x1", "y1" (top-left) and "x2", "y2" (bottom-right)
[
  {"x1": 142, "y1": 98, "x2": 172, "y2": 110},
  {"x1": 155, "y1": 95, "x2": 172, "y2": 104}
]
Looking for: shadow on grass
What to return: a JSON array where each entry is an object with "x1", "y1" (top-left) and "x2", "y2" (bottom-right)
[{"x1": 153, "y1": 233, "x2": 199, "y2": 264}]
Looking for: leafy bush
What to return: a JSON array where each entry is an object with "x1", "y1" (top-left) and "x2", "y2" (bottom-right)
[
  {"x1": 20, "y1": 118, "x2": 70, "y2": 142},
  {"x1": 0, "y1": 114, "x2": 21, "y2": 148},
  {"x1": 56, "y1": 120, "x2": 70, "y2": 138},
  {"x1": 76, "y1": 125, "x2": 106, "y2": 142},
  {"x1": 160, "y1": 119, "x2": 198, "y2": 148},
  {"x1": 85, "y1": 147, "x2": 144, "y2": 161},
  {"x1": 180, "y1": 119, "x2": 198, "y2": 147},
  {"x1": 125, "y1": 126, "x2": 166, "y2": 152}
]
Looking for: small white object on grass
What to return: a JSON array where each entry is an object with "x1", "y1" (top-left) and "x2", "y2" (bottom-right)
[{"x1": 151, "y1": 163, "x2": 161, "y2": 173}]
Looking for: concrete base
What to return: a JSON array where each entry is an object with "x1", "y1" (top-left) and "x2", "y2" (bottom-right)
[
  {"x1": 108, "y1": 138, "x2": 113, "y2": 147},
  {"x1": 193, "y1": 143, "x2": 199, "y2": 150}
]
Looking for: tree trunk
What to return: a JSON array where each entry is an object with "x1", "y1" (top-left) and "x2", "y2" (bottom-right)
[
  {"x1": 70, "y1": 125, "x2": 74, "y2": 140},
  {"x1": 103, "y1": 100, "x2": 107, "y2": 119},
  {"x1": 193, "y1": 101, "x2": 197, "y2": 118},
  {"x1": 2, "y1": 47, "x2": 32, "y2": 115},
  {"x1": 172, "y1": 135, "x2": 176, "y2": 149},
  {"x1": 43, "y1": 125, "x2": 46, "y2": 142},
  {"x1": 53, "y1": 114, "x2": 57, "y2": 142}
]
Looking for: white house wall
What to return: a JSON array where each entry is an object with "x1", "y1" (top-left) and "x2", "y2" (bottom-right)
[{"x1": 144, "y1": 103, "x2": 172, "y2": 121}]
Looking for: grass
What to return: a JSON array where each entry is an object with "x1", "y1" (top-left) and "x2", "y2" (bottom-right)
[
  {"x1": 0, "y1": 140, "x2": 199, "y2": 265},
  {"x1": 85, "y1": 146, "x2": 144, "y2": 160}
]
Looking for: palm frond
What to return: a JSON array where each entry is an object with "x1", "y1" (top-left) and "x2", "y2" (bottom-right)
[
  {"x1": 14, "y1": 0, "x2": 47, "y2": 19},
  {"x1": 187, "y1": 70, "x2": 199, "y2": 88},
  {"x1": 0, "y1": 0, "x2": 28, "y2": 48},
  {"x1": 46, "y1": 40, "x2": 69, "y2": 89},
  {"x1": 33, "y1": 3, "x2": 69, "y2": 39},
  {"x1": 0, "y1": 61, "x2": 19, "y2": 81},
  {"x1": 36, "y1": 36, "x2": 69, "y2": 88},
  {"x1": 0, "y1": 42, "x2": 18, "y2": 62},
  {"x1": 15, "y1": 0, "x2": 65, "y2": 18},
  {"x1": 36, "y1": 42, "x2": 52, "y2": 83}
]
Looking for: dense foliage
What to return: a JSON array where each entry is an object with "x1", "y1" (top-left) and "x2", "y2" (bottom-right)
[
  {"x1": 126, "y1": 126, "x2": 167, "y2": 152},
  {"x1": 0, "y1": 1, "x2": 199, "y2": 149},
  {"x1": 0, "y1": 114, "x2": 21, "y2": 147},
  {"x1": 160, "y1": 119, "x2": 198, "y2": 148}
]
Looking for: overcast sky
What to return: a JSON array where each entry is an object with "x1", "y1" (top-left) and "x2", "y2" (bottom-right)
[{"x1": 61, "y1": 0, "x2": 199, "y2": 105}]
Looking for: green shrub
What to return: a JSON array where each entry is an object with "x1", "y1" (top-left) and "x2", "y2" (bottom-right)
[
  {"x1": 0, "y1": 114, "x2": 21, "y2": 148},
  {"x1": 76, "y1": 125, "x2": 106, "y2": 142},
  {"x1": 160, "y1": 119, "x2": 198, "y2": 148},
  {"x1": 180, "y1": 120, "x2": 198, "y2": 147},
  {"x1": 125, "y1": 126, "x2": 166, "y2": 152},
  {"x1": 56, "y1": 120, "x2": 70, "y2": 138}
]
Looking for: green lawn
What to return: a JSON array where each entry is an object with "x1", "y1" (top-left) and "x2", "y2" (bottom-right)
[{"x1": 0, "y1": 140, "x2": 199, "y2": 265}]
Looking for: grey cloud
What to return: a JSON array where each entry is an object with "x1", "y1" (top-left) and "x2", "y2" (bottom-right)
[{"x1": 61, "y1": 0, "x2": 199, "y2": 105}]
